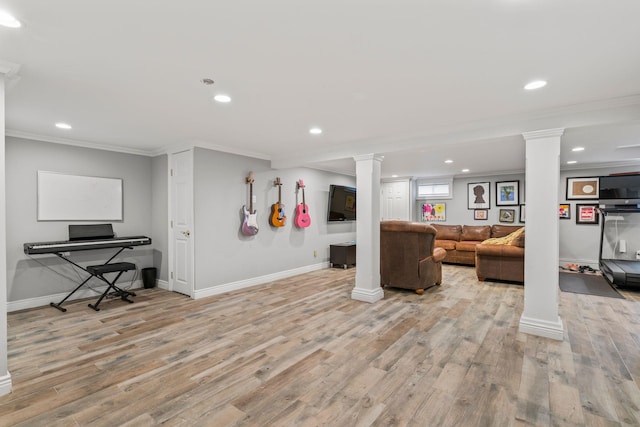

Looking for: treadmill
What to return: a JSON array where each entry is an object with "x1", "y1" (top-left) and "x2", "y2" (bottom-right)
[{"x1": 599, "y1": 208, "x2": 640, "y2": 288}]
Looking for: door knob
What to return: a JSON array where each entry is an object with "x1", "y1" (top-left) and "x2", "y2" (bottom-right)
[{"x1": 182, "y1": 230, "x2": 191, "y2": 237}]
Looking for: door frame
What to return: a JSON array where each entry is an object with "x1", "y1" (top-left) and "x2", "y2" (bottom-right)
[{"x1": 168, "y1": 148, "x2": 195, "y2": 298}]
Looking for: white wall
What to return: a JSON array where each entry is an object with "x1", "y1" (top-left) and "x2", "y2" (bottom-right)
[
  {"x1": 193, "y1": 147, "x2": 356, "y2": 290},
  {"x1": 414, "y1": 173, "x2": 525, "y2": 225},
  {"x1": 559, "y1": 165, "x2": 640, "y2": 266},
  {"x1": 411, "y1": 166, "x2": 640, "y2": 267},
  {"x1": 6, "y1": 137, "x2": 155, "y2": 305}
]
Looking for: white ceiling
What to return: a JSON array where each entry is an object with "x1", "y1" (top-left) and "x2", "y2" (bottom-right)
[{"x1": 2, "y1": 0, "x2": 640, "y2": 178}]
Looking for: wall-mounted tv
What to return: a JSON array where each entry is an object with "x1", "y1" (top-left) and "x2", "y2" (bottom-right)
[
  {"x1": 327, "y1": 185, "x2": 356, "y2": 222},
  {"x1": 599, "y1": 174, "x2": 640, "y2": 206}
]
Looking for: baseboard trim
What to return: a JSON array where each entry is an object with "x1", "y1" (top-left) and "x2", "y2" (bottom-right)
[
  {"x1": 7, "y1": 280, "x2": 143, "y2": 312},
  {"x1": 519, "y1": 315, "x2": 564, "y2": 341},
  {"x1": 193, "y1": 262, "x2": 329, "y2": 300},
  {"x1": 559, "y1": 258, "x2": 599, "y2": 269},
  {"x1": 351, "y1": 287, "x2": 384, "y2": 303},
  {"x1": 157, "y1": 279, "x2": 169, "y2": 290},
  {"x1": 0, "y1": 372, "x2": 12, "y2": 396}
]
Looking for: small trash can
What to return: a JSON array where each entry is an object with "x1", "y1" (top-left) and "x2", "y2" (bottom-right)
[{"x1": 141, "y1": 267, "x2": 157, "y2": 289}]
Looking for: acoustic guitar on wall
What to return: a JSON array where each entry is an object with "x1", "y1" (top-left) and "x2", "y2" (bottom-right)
[
  {"x1": 241, "y1": 172, "x2": 259, "y2": 236},
  {"x1": 269, "y1": 177, "x2": 286, "y2": 227},
  {"x1": 294, "y1": 179, "x2": 311, "y2": 228}
]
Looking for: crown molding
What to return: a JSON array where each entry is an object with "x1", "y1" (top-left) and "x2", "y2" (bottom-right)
[
  {"x1": 0, "y1": 60, "x2": 21, "y2": 90},
  {"x1": 305, "y1": 164, "x2": 355, "y2": 177},
  {"x1": 560, "y1": 160, "x2": 640, "y2": 173},
  {"x1": 0, "y1": 60, "x2": 20, "y2": 77},
  {"x1": 5, "y1": 130, "x2": 153, "y2": 157},
  {"x1": 151, "y1": 139, "x2": 271, "y2": 161}
]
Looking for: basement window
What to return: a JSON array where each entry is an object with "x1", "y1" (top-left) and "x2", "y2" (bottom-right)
[{"x1": 416, "y1": 178, "x2": 453, "y2": 200}]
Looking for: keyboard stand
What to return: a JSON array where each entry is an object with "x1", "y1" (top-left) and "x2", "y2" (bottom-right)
[{"x1": 49, "y1": 247, "x2": 136, "y2": 312}]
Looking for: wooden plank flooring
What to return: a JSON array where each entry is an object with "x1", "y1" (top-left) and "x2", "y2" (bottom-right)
[{"x1": 1, "y1": 265, "x2": 640, "y2": 426}]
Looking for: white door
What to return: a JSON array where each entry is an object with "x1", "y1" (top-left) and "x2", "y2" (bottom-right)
[
  {"x1": 381, "y1": 180, "x2": 410, "y2": 220},
  {"x1": 171, "y1": 149, "x2": 194, "y2": 296}
]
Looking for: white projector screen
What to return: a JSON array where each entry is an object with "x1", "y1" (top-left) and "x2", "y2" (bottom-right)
[{"x1": 37, "y1": 171, "x2": 123, "y2": 221}]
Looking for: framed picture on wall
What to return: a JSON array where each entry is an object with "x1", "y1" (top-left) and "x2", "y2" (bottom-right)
[
  {"x1": 496, "y1": 181, "x2": 519, "y2": 206},
  {"x1": 559, "y1": 204, "x2": 571, "y2": 219},
  {"x1": 474, "y1": 209, "x2": 488, "y2": 220},
  {"x1": 566, "y1": 177, "x2": 599, "y2": 200},
  {"x1": 519, "y1": 204, "x2": 525, "y2": 223},
  {"x1": 499, "y1": 208, "x2": 516, "y2": 223},
  {"x1": 468, "y1": 182, "x2": 490, "y2": 210},
  {"x1": 422, "y1": 203, "x2": 446, "y2": 222},
  {"x1": 576, "y1": 204, "x2": 599, "y2": 224}
]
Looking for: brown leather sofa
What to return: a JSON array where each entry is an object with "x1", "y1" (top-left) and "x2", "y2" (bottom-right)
[
  {"x1": 380, "y1": 220, "x2": 447, "y2": 294},
  {"x1": 475, "y1": 242, "x2": 524, "y2": 283},
  {"x1": 475, "y1": 227, "x2": 525, "y2": 283},
  {"x1": 432, "y1": 224, "x2": 522, "y2": 266}
]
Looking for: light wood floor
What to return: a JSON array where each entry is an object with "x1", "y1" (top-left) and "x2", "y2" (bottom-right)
[{"x1": 1, "y1": 265, "x2": 640, "y2": 426}]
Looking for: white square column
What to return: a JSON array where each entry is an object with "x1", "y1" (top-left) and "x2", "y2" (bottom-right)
[
  {"x1": 351, "y1": 154, "x2": 384, "y2": 303},
  {"x1": 519, "y1": 128, "x2": 564, "y2": 341},
  {"x1": 0, "y1": 72, "x2": 12, "y2": 395}
]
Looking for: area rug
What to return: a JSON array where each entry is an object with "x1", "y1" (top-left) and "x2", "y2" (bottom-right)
[{"x1": 559, "y1": 272, "x2": 624, "y2": 299}]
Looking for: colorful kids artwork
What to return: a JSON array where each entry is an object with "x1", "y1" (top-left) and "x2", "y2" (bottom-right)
[{"x1": 422, "y1": 203, "x2": 446, "y2": 222}]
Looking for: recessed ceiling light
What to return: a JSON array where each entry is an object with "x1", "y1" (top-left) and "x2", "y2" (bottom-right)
[
  {"x1": 524, "y1": 80, "x2": 547, "y2": 90},
  {"x1": 213, "y1": 94, "x2": 231, "y2": 103},
  {"x1": 444, "y1": 159, "x2": 453, "y2": 164},
  {"x1": 309, "y1": 127, "x2": 322, "y2": 135},
  {"x1": 566, "y1": 160, "x2": 577, "y2": 164},
  {"x1": 461, "y1": 169, "x2": 470, "y2": 173},
  {"x1": 572, "y1": 147, "x2": 585, "y2": 152},
  {"x1": 55, "y1": 122, "x2": 72, "y2": 130},
  {"x1": 391, "y1": 174, "x2": 398, "y2": 178},
  {"x1": 0, "y1": 11, "x2": 21, "y2": 28}
]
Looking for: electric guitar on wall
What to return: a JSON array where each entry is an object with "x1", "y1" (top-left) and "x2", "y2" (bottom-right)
[
  {"x1": 241, "y1": 172, "x2": 259, "y2": 236},
  {"x1": 269, "y1": 177, "x2": 286, "y2": 227},
  {"x1": 294, "y1": 179, "x2": 311, "y2": 228}
]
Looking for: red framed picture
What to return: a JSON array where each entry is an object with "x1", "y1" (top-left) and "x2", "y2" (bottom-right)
[{"x1": 576, "y1": 204, "x2": 599, "y2": 225}]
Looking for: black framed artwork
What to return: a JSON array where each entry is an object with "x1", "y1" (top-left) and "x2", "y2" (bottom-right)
[
  {"x1": 566, "y1": 177, "x2": 599, "y2": 200},
  {"x1": 576, "y1": 204, "x2": 599, "y2": 225},
  {"x1": 499, "y1": 208, "x2": 516, "y2": 223},
  {"x1": 496, "y1": 181, "x2": 519, "y2": 206},
  {"x1": 474, "y1": 209, "x2": 488, "y2": 220},
  {"x1": 468, "y1": 182, "x2": 490, "y2": 210}
]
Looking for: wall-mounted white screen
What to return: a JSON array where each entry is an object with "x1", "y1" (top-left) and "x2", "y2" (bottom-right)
[{"x1": 37, "y1": 171, "x2": 123, "y2": 221}]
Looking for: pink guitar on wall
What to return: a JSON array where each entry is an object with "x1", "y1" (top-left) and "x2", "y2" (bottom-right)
[
  {"x1": 241, "y1": 172, "x2": 259, "y2": 236},
  {"x1": 295, "y1": 179, "x2": 311, "y2": 228}
]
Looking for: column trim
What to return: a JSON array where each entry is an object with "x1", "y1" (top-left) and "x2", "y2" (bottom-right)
[
  {"x1": 0, "y1": 373, "x2": 11, "y2": 396},
  {"x1": 522, "y1": 128, "x2": 565, "y2": 140},
  {"x1": 519, "y1": 316, "x2": 564, "y2": 341},
  {"x1": 353, "y1": 153, "x2": 384, "y2": 163},
  {"x1": 351, "y1": 287, "x2": 384, "y2": 303}
]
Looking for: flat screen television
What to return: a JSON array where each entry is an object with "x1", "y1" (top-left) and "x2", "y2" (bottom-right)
[
  {"x1": 327, "y1": 185, "x2": 356, "y2": 222},
  {"x1": 599, "y1": 174, "x2": 640, "y2": 206}
]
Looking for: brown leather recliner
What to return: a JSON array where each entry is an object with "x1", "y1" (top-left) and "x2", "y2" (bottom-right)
[{"x1": 380, "y1": 220, "x2": 447, "y2": 294}]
